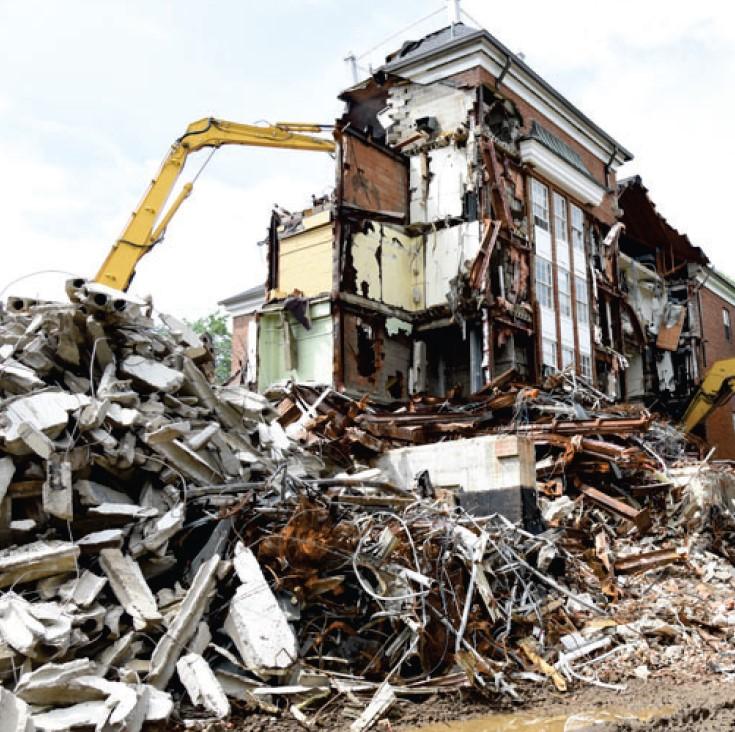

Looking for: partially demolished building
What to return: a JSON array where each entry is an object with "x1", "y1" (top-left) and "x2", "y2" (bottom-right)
[{"x1": 224, "y1": 21, "x2": 735, "y2": 452}]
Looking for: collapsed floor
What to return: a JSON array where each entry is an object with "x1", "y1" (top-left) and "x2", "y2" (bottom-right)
[{"x1": 1, "y1": 284, "x2": 735, "y2": 732}]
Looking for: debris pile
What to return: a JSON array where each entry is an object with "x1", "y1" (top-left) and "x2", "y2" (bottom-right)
[{"x1": 1, "y1": 285, "x2": 735, "y2": 731}]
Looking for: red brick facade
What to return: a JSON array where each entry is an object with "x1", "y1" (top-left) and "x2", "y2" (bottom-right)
[{"x1": 697, "y1": 285, "x2": 735, "y2": 458}]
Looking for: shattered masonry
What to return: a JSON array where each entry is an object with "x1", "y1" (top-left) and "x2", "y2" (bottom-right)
[
  {"x1": 3, "y1": 284, "x2": 735, "y2": 730},
  {"x1": 222, "y1": 22, "x2": 735, "y2": 457}
]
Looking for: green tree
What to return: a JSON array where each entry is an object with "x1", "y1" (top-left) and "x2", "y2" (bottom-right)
[{"x1": 189, "y1": 310, "x2": 232, "y2": 384}]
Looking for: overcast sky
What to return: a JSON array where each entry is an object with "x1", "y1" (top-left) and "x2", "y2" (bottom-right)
[{"x1": 1, "y1": 1, "x2": 733, "y2": 319}]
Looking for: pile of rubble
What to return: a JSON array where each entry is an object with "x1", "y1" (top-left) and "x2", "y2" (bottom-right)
[{"x1": 1, "y1": 283, "x2": 735, "y2": 731}]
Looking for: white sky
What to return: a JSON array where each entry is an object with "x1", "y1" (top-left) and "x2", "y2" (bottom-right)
[{"x1": 1, "y1": 0, "x2": 733, "y2": 319}]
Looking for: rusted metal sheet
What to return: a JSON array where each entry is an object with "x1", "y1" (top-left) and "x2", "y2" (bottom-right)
[
  {"x1": 614, "y1": 547, "x2": 688, "y2": 575},
  {"x1": 579, "y1": 485, "x2": 651, "y2": 532}
]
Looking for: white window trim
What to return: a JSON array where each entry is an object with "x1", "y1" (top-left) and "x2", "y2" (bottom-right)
[{"x1": 520, "y1": 139, "x2": 606, "y2": 206}]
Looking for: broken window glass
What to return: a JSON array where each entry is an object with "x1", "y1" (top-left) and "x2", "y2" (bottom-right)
[
  {"x1": 531, "y1": 179, "x2": 549, "y2": 231},
  {"x1": 535, "y1": 257, "x2": 553, "y2": 309}
]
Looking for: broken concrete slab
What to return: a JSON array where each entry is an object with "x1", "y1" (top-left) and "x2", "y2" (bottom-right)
[
  {"x1": 177, "y1": 653, "x2": 230, "y2": 719},
  {"x1": 15, "y1": 659, "x2": 100, "y2": 705},
  {"x1": 99, "y1": 548, "x2": 162, "y2": 629},
  {"x1": 42, "y1": 455, "x2": 73, "y2": 521},
  {"x1": 225, "y1": 543, "x2": 297, "y2": 674},
  {"x1": 148, "y1": 554, "x2": 219, "y2": 689},
  {"x1": 120, "y1": 355, "x2": 184, "y2": 393},
  {"x1": 0, "y1": 541, "x2": 79, "y2": 588},
  {"x1": 0, "y1": 687, "x2": 35, "y2": 732}
]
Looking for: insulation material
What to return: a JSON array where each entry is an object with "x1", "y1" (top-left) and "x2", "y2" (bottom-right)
[
  {"x1": 625, "y1": 352, "x2": 646, "y2": 400},
  {"x1": 278, "y1": 212, "x2": 333, "y2": 297},
  {"x1": 350, "y1": 223, "x2": 424, "y2": 311},
  {"x1": 257, "y1": 299, "x2": 333, "y2": 391},
  {"x1": 425, "y1": 224, "x2": 481, "y2": 307},
  {"x1": 656, "y1": 350, "x2": 676, "y2": 391},
  {"x1": 619, "y1": 254, "x2": 665, "y2": 333}
]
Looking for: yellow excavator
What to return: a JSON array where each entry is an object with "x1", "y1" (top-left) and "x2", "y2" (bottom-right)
[
  {"x1": 94, "y1": 117, "x2": 335, "y2": 292},
  {"x1": 680, "y1": 358, "x2": 735, "y2": 434}
]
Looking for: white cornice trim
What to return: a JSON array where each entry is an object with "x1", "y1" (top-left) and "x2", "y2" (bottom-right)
[
  {"x1": 221, "y1": 293, "x2": 265, "y2": 318},
  {"x1": 697, "y1": 268, "x2": 735, "y2": 308},
  {"x1": 519, "y1": 139, "x2": 606, "y2": 207},
  {"x1": 387, "y1": 38, "x2": 629, "y2": 169}
]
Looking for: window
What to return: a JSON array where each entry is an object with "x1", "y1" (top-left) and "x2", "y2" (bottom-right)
[
  {"x1": 580, "y1": 354, "x2": 592, "y2": 379},
  {"x1": 532, "y1": 179, "x2": 549, "y2": 231},
  {"x1": 535, "y1": 257, "x2": 553, "y2": 309},
  {"x1": 542, "y1": 338, "x2": 558, "y2": 368},
  {"x1": 562, "y1": 345, "x2": 575, "y2": 368},
  {"x1": 725, "y1": 309, "x2": 731, "y2": 341},
  {"x1": 575, "y1": 275, "x2": 589, "y2": 325},
  {"x1": 553, "y1": 192, "x2": 568, "y2": 242},
  {"x1": 571, "y1": 204, "x2": 584, "y2": 255},
  {"x1": 558, "y1": 268, "x2": 572, "y2": 318}
]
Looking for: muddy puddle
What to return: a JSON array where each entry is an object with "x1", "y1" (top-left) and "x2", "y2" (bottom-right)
[{"x1": 409, "y1": 705, "x2": 673, "y2": 731}]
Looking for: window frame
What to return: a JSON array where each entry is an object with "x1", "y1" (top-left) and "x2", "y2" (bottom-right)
[
  {"x1": 571, "y1": 204, "x2": 584, "y2": 256},
  {"x1": 558, "y1": 267, "x2": 572, "y2": 318},
  {"x1": 580, "y1": 353, "x2": 592, "y2": 379},
  {"x1": 724, "y1": 308, "x2": 731, "y2": 341},
  {"x1": 575, "y1": 274, "x2": 589, "y2": 325},
  {"x1": 535, "y1": 256, "x2": 554, "y2": 310},
  {"x1": 553, "y1": 192, "x2": 569, "y2": 243},
  {"x1": 542, "y1": 337, "x2": 558, "y2": 369},
  {"x1": 532, "y1": 179, "x2": 550, "y2": 231}
]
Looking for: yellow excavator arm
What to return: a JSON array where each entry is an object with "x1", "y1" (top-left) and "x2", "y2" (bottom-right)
[
  {"x1": 94, "y1": 117, "x2": 335, "y2": 291},
  {"x1": 679, "y1": 357, "x2": 735, "y2": 434}
]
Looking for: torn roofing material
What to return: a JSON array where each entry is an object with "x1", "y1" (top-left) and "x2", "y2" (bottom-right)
[{"x1": 618, "y1": 175, "x2": 709, "y2": 266}]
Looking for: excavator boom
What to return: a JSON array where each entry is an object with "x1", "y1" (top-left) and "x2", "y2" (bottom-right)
[
  {"x1": 679, "y1": 356, "x2": 735, "y2": 434},
  {"x1": 94, "y1": 117, "x2": 335, "y2": 291}
]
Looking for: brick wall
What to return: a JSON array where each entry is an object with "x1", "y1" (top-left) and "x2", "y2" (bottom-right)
[
  {"x1": 698, "y1": 285, "x2": 735, "y2": 458},
  {"x1": 448, "y1": 67, "x2": 619, "y2": 226}
]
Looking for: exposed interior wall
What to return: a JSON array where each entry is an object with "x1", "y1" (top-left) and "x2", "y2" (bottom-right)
[
  {"x1": 257, "y1": 298, "x2": 333, "y2": 391},
  {"x1": 349, "y1": 221, "x2": 424, "y2": 311},
  {"x1": 340, "y1": 132, "x2": 408, "y2": 219},
  {"x1": 341, "y1": 308, "x2": 411, "y2": 402},
  {"x1": 278, "y1": 211, "x2": 333, "y2": 297}
]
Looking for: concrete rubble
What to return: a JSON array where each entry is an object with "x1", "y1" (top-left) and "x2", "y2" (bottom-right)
[{"x1": 0, "y1": 283, "x2": 734, "y2": 730}]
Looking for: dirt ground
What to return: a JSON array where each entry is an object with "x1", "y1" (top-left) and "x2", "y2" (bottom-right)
[{"x1": 171, "y1": 674, "x2": 735, "y2": 731}]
